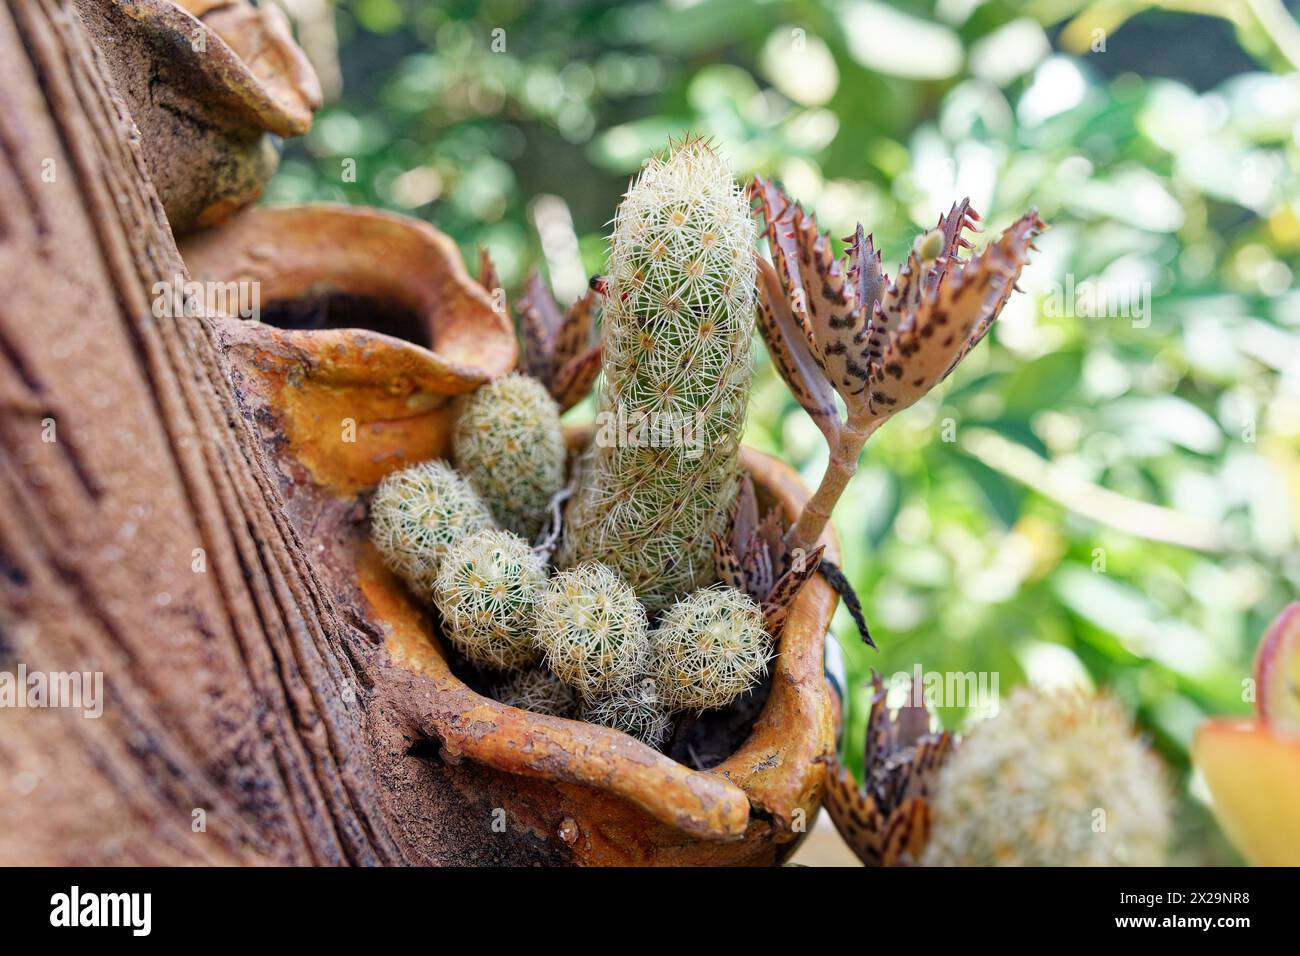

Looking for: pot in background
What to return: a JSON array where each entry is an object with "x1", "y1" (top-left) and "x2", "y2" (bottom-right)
[{"x1": 74, "y1": 0, "x2": 321, "y2": 235}]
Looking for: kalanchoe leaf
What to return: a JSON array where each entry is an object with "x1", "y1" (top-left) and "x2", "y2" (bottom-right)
[
  {"x1": 755, "y1": 180, "x2": 1044, "y2": 559},
  {"x1": 518, "y1": 270, "x2": 564, "y2": 384},
  {"x1": 731, "y1": 473, "x2": 760, "y2": 549},
  {"x1": 755, "y1": 506, "x2": 786, "y2": 576},
  {"x1": 752, "y1": 176, "x2": 822, "y2": 359},
  {"x1": 946, "y1": 209, "x2": 1045, "y2": 375},
  {"x1": 761, "y1": 543, "x2": 825, "y2": 637},
  {"x1": 794, "y1": 211, "x2": 874, "y2": 395},
  {"x1": 713, "y1": 477, "x2": 777, "y2": 604},
  {"x1": 550, "y1": 342, "x2": 602, "y2": 413},
  {"x1": 874, "y1": 247, "x2": 921, "y2": 340},
  {"x1": 822, "y1": 673, "x2": 955, "y2": 866},
  {"x1": 924, "y1": 198, "x2": 981, "y2": 295},
  {"x1": 554, "y1": 286, "x2": 601, "y2": 372},
  {"x1": 509, "y1": 270, "x2": 606, "y2": 411},
  {"x1": 756, "y1": 256, "x2": 843, "y2": 446},
  {"x1": 816, "y1": 557, "x2": 873, "y2": 648},
  {"x1": 846, "y1": 223, "x2": 884, "y2": 336},
  {"x1": 712, "y1": 530, "x2": 745, "y2": 594}
]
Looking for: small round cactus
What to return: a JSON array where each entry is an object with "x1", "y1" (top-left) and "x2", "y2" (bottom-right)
[
  {"x1": 493, "y1": 667, "x2": 578, "y2": 718},
  {"x1": 923, "y1": 687, "x2": 1170, "y2": 867},
  {"x1": 454, "y1": 373, "x2": 566, "y2": 542},
  {"x1": 370, "y1": 460, "x2": 495, "y2": 597},
  {"x1": 582, "y1": 677, "x2": 672, "y2": 748},
  {"x1": 534, "y1": 562, "x2": 649, "y2": 698},
  {"x1": 650, "y1": 585, "x2": 770, "y2": 712},
  {"x1": 432, "y1": 529, "x2": 546, "y2": 671}
]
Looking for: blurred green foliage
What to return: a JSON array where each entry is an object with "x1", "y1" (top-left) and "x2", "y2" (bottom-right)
[{"x1": 268, "y1": 0, "x2": 1300, "y2": 863}]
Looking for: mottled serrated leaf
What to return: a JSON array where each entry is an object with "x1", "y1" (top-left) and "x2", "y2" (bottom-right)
[
  {"x1": 712, "y1": 530, "x2": 746, "y2": 593},
  {"x1": 752, "y1": 176, "x2": 824, "y2": 363},
  {"x1": 924, "y1": 197, "x2": 980, "y2": 295},
  {"x1": 822, "y1": 756, "x2": 882, "y2": 864},
  {"x1": 863, "y1": 237, "x2": 1017, "y2": 422},
  {"x1": 554, "y1": 287, "x2": 601, "y2": 371},
  {"x1": 756, "y1": 256, "x2": 842, "y2": 446},
  {"x1": 824, "y1": 674, "x2": 956, "y2": 866},
  {"x1": 550, "y1": 342, "x2": 602, "y2": 412},
  {"x1": 732, "y1": 474, "x2": 759, "y2": 549},
  {"x1": 948, "y1": 209, "x2": 1045, "y2": 373},
  {"x1": 762, "y1": 543, "x2": 825, "y2": 637},
  {"x1": 792, "y1": 212, "x2": 874, "y2": 396}
]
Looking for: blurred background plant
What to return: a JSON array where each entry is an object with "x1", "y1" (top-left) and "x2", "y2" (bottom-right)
[{"x1": 264, "y1": 0, "x2": 1300, "y2": 864}]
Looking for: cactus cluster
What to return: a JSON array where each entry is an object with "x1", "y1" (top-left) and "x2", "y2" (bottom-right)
[
  {"x1": 453, "y1": 372, "x2": 566, "y2": 541},
  {"x1": 560, "y1": 137, "x2": 757, "y2": 613},
  {"x1": 370, "y1": 459, "x2": 495, "y2": 597},
  {"x1": 432, "y1": 529, "x2": 546, "y2": 671},
  {"x1": 923, "y1": 688, "x2": 1170, "y2": 866},
  {"x1": 533, "y1": 563, "x2": 649, "y2": 698}
]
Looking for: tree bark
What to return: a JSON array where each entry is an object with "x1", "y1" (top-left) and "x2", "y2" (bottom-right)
[{"x1": 0, "y1": 0, "x2": 511, "y2": 866}]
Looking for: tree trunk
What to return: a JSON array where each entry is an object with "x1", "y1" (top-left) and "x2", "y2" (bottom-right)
[{"x1": 0, "y1": 0, "x2": 512, "y2": 866}]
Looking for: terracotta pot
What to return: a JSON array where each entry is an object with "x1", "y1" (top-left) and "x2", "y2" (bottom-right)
[
  {"x1": 185, "y1": 203, "x2": 839, "y2": 864},
  {"x1": 378, "y1": 437, "x2": 840, "y2": 864},
  {"x1": 74, "y1": 0, "x2": 321, "y2": 235},
  {"x1": 181, "y1": 203, "x2": 517, "y2": 492}
]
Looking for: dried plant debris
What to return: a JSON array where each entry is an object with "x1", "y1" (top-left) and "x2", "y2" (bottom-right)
[{"x1": 478, "y1": 247, "x2": 604, "y2": 413}]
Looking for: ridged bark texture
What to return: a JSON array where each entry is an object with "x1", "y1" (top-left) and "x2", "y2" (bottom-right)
[{"x1": 559, "y1": 139, "x2": 756, "y2": 612}]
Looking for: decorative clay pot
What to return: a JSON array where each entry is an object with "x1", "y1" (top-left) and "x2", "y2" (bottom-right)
[
  {"x1": 183, "y1": 203, "x2": 840, "y2": 865},
  {"x1": 75, "y1": 0, "x2": 321, "y2": 234}
]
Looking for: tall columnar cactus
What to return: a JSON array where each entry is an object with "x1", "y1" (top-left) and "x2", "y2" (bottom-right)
[
  {"x1": 923, "y1": 688, "x2": 1169, "y2": 866},
  {"x1": 453, "y1": 372, "x2": 566, "y2": 541},
  {"x1": 559, "y1": 137, "x2": 757, "y2": 612}
]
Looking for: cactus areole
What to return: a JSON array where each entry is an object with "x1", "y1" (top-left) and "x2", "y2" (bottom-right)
[{"x1": 560, "y1": 137, "x2": 757, "y2": 612}]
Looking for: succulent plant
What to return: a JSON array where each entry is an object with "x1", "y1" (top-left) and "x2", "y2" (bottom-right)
[
  {"x1": 582, "y1": 677, "x2": 672, "y2": 748},
  {"x1": 650, "y1": 584, "x2": 770, "y2": 712},
  {"x1": 432, "y1": 528, "x2": 547, "y2": 671},
  {"x1": 369, "y1": 459, "x2": 496, "y2": 597},
  {"x1": 710, "y1": 475, "x2": 829, "y2": 641},
  {"x1": 923, "y1": 687, "x2": 1169, "y2": 866},
  {"x1": 453, "y1": 372, "x2": 567, "y2": 542},
  {"x1": 752, "y1": 179, "x2": 1044, "y2": 563},
  {"x1": 493, "y1": 667, "x2": 578, "y2": 718},
  {"x1": 560, "y1": 137, "x2": 757, "y2": 613},
  {"x1": 534, "y1": 562, "x2": 650, "y2": 698},
  {"x1": 822, "y1": 673, "x2": 954, "y2": 866}
]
